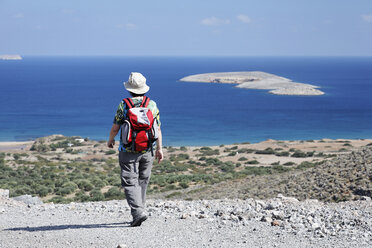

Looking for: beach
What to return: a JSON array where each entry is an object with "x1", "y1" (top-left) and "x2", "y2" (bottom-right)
[{"x1": 0, "y1": 141, "x2": 33, "y2": 151}]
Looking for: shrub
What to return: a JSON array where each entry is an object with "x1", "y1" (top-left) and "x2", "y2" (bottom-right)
[
  {"x1": 275, "y1": 151, "x2": 290, "y2": 157},
  {"x1": 35, "y1": 185, "x2": 49, "y2": 197},
  {"x1": 179, "y1": 182, "x2": 189, "y2": 189},
  {"x1": 56, "y1": 182, "x2": 77, "y2": 196},
  {"x1": 219, "y1": 163, "x2": 235, "y2": 173},
  {"x1": 228, "y1": 151, "x2": 237, "y2": 156},
  {"x1": 296, "y1": 161, "x2": 316, "y2": 170},
  {"x1": 76, "y1": 179, "x2": 94, "y2": 191},
  {"x1": 204, "y1": 158, "x2": 223, "y2": 166},
  {"x1": 291, "y1": 151, "x2": 314, "y2": 158},
  {"x1": 245, "y1": 160, "x2": 259, "y2": 165},
  {"x1": 283, "y1": 162, "x2": 296, "y2": 166},
  {"x1": 199, "y1": 148, "x2": 220, "y2": 156},
  {"x1": 179, "y1": 146, "x2": 187, "y2": 151},
  {"x1": 170, "y1": 153, "x2": 189, "y2": 161},
  {"x1": 48, "y1": 196, "x2": 72, "y2": 204},
  {"x1": 104, "y1": 187, "x2": 124, "y2": 200},
  {"x1": 105, "y1": 150, "x2": 116, "y2": 155},
  {"x1": 237, "y1": 148, "x2": 255, "y2": 153},
  {"x1": 255, "y1": 148, "x2": 275, "y2": 155},
  {"x1": 90, "y1": 189, "x2": 105, "y2": 201},
  {"x1": 238, "y1": 157, "x2": 248, "y2": 161},
  {"x1": 165, "y1": 192, "x2": 182, "y2": 198}
]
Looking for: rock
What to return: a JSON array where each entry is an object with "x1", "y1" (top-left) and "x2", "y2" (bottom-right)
[
  {"x1": 271, "y1": 210, "x2": 284, "y2": 220},
  {"x1": 0, "y1": 189, "x2": 9, "y2": 199},
  {"x1": 261, "y1": 216, "x2": 272, "y2": 223},
  {"x1": 276, "y1": 194, "x2": 299, "y2": 202},
  {"x1": 180, "y1": 213, "x2": 189, "y2": 219},
  {"x1": 12, "y1": 195, "x2": 43, "y2": 205},
  {"x1": 312, "y1": 223, "x2": 321, "y2": 230},
  {"x1": 215, "y1": 210, "x2": 224, "y2": 217},
  {"x1": 271, "y1": 220, "x2": 280, "y2": 226},
  {"x1": 117, "y1": 244, "x2": 127, "y2": 248}
]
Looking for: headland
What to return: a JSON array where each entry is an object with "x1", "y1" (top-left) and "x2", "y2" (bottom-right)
[{"x1": 180, "y1": 71, "x2": 324, "y2": 96}]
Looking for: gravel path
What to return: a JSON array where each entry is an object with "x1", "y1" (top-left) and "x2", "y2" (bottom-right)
[{"x1": 1, "y1": 194, "x2": 371, "y2": 248}]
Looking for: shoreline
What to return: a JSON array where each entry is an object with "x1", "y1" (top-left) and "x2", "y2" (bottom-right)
[{"x1": 1, "y1": 136, "x2": 372, "y2": 151}]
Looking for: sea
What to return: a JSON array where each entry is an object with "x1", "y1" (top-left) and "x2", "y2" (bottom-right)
[{"x1": 1, "y1": 56, "x2": 372, "y2": 146}]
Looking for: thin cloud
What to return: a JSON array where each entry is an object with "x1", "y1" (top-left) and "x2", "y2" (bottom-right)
[
  {"x1": 13, "y1": 12, "x2": 24, "y2": 19},
  {"x1": 362, "y1": 14, "x2": 372, "y2": 22},
  {"x1": 116, "y1": 23, "x2": 137, "y2": 30},
  {"x1": 201, "y1": 17, "x2": 230, "y2": 26},
  {"x1": 237, "y1": 14, "x2": 251, "y2": 23}
]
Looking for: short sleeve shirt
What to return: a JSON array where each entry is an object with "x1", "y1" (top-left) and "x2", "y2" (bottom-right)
[{"x1": 113, "y1": 96, "x2": 160, "y2": 152}]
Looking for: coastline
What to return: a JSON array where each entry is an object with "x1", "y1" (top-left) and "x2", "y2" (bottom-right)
[{"x1": 2, "y1": 137, "x2": 372, "y2": 151}]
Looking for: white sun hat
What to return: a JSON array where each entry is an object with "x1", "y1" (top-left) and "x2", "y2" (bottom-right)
[{"x1": 123, "y1": 72, "x2": 150, "y2": 94}]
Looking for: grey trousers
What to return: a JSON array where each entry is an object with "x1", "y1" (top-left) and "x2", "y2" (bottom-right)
[{"x1": 119, "y1": 151, "x2": 154, "y2": 219}]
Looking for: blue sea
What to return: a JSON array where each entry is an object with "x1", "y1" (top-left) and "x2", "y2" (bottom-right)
[{"x1": 1, "y1": 56, "x2": 372, "y2": 146}]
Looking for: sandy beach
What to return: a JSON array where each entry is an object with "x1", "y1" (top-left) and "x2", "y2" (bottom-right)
[{"x1": 0, "y1": 141, "x2": 33, "y2": 151}]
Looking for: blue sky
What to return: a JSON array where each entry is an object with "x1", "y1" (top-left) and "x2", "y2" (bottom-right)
[{"x1": 1, "y1": 0, "x2": 371, "y2": 56}]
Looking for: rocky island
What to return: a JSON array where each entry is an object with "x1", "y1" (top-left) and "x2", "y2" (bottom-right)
[
  {"x1": 0, "y1": 54, "x2": 22, "y2": 60},
  {"x1": 180, "y1": 71, "x2": 324, "y2": 96}
]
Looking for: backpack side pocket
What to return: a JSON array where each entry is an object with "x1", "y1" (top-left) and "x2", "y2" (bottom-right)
[{"x1": 121, "y1": 120, "x2": 132, "y2": 145}]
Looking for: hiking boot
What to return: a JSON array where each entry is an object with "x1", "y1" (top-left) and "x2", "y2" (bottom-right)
[{"x1": 130, "y1": 214, "x2": 148, "y2": 227}]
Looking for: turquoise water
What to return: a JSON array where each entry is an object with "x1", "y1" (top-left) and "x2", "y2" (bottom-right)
[{"x1": 1, "y1": 56, "x2": 372, "y2": 146}]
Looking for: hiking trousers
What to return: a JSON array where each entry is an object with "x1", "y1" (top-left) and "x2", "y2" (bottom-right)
[{"x1": 119, "y1": 151, "x2": 154, "y2": 219}]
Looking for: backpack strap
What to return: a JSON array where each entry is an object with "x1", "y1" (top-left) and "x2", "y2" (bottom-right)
[
  {"x1": 140, "y1": 96, "x2": 150, "y2": 108},
  {"x1": 123, "y1": 98, "x2": 134, "y2": 109}
]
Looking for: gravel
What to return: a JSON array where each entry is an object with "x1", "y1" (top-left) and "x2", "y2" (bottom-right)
[{"x1": 1, "y1": 193, "x2": 371, "y2": 247}]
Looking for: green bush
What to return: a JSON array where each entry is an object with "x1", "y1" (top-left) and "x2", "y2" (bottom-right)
[
  {"x1": 275, "y1": 151, "x2": 290, "y2": 157},
  {"x1": 228, "y1": 151, "x2": 237, "y2": 156},
  {"x1": 291, "y1": 151, "x2": 314, "y2": 158},
  {"x1": 104, "y1": 187, "x2": 124, "y2": 200},
  {"x1": 76, "y1": 179, "x2": 94, "y2": 191},
  {"x1": 105, "y1": 150, "x2": 116, "y2": 155},
  {"x1": 245, "y1": 160, "x2": 259, "y2": 165},
  {"x1": 296, "y1": 161, "x2": 316, "y2": 170},
  {"x1": 179, "y1": 146, "x2": 187, "y2": 152},
  {"x1": 255, "y1": 148, "x2": 275, "y2": 155},
  {"x1": 170, "y1": 153, "x2": 189, "y2": 161},
  {"x1": 90, "y1": 189, "x2": 105, "y2": 201},
  {"x1": 179, "y1": 182, "x2": 189, "y2": 189},
  {"x1": 237, "y1": 148, "x2": 255, "y2": 153},
  {"x1": 56, "y1": 182, "x2": 77, "y2": 196}
]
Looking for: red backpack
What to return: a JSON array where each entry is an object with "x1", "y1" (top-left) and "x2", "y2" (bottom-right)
[{"x1": 121, "y1": 96, "x2": 159, "y2": 153}]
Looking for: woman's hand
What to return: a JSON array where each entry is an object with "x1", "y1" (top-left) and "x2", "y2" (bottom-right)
[
  {"x1": 155, "y1": 148, "x2": 163, "y2": 163},
  {"x1": 107, "y1": 139, "x2": 115, "y2": 148}
]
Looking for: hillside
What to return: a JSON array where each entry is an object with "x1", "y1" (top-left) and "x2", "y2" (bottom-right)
[
  {"x1": 1, "y1": 136, "x2": 372, "y2": 247},
  {"x1": 1, "y1": 135, "x2": 371, "y2": 203}
]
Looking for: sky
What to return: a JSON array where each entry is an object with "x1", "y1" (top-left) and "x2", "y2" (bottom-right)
[{"x1": 0, "y1": 0, "x2": 372, "y2": 56}]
